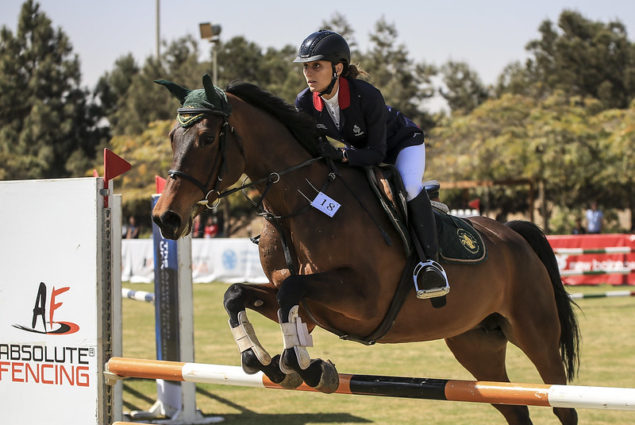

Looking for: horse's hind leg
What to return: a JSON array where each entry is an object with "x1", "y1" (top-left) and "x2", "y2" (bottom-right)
[
  {"x1": 223, "y1": 283, "x2": 302, "y2": 388},
  {"x1": 445, "y1": 325, "x2": 533, "y2": 425},
  {"x1": 506, "y1": 308, "x2": 578, "y2": 425}
]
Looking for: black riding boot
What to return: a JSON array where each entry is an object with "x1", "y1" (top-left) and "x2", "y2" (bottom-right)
[{"x1": 407, "y1": 190, "x2": 449, "y2": 299}]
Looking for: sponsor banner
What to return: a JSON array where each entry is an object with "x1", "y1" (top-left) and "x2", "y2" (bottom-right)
[
  {"x1": 0, "y1": 178, "x2": 102, "y2": 424},
  {"x1": 121, "y1": 238, "x2": 268, "y2": 284},
  {"x1": 548, "y1": 234, "x2": 635, "y2": 285}
]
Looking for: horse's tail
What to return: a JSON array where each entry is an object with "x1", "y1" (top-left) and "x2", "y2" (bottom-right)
[{"x1": 505, "y1": 220, "x2": 580, "y2": 381}]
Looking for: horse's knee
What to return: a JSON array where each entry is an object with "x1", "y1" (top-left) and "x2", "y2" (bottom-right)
[
  {"x1": 276, "y1": 276, "x2": 308, "y2": 317},
  {"x1": 224, "y1": 283, "x2": 247, "y2": 325}
]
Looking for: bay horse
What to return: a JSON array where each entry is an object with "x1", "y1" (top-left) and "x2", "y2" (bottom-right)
[{"x1": 152, "y1": 75, "x2": 580, "y2": 425}]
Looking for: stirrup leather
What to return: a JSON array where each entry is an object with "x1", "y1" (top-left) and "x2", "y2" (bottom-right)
[{"x1": 413, "y1": 260, "x2": 450, "y2": 299}]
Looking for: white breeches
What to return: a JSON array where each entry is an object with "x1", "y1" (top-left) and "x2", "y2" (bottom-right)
[{"x1": 395, "y1": 143, "x2": 426, "y2": 201}]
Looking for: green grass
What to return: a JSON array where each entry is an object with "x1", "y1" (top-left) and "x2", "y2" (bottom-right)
[{"x1": 121, "y1": 283, "x2": 635, "y2": 424}]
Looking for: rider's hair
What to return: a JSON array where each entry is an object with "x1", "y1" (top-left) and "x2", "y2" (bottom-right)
[{"x1": 342, "y1": 63, "x2": 368, "y2": 80}]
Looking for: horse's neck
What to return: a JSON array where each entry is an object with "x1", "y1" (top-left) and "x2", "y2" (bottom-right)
[{"x1": 234, "y1": 104, "x2": 317, "y2": 216}]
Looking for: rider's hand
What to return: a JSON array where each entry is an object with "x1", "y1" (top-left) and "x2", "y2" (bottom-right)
[{"x1": 317, "y1": 139, "x2": 346, "y2": 162}]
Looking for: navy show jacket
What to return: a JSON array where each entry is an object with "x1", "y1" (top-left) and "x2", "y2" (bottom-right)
[{"x1": 295, "y1": 77, "x2": 424, "y2": 166}]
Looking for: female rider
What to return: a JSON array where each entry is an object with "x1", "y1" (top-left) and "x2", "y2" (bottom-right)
[{"x1": 293, "y1": 30, "x2": 448, "y2": 299}]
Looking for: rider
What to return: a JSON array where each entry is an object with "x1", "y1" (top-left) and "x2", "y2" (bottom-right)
[{"x1": 293, "y1": 30, "x2": 449, "y2": 299}]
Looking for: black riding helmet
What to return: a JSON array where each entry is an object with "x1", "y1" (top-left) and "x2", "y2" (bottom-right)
[
  {"x1": 294, "y1": 30, "x2": 351, "y2": 96},
  {"x1": 293, "y1": 30, "x2": 350, "y2": 67}
]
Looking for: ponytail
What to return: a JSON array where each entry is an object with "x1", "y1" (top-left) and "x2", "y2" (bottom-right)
[{"x1": 342, "y1": 63, "x2": 368, "y2": 80}]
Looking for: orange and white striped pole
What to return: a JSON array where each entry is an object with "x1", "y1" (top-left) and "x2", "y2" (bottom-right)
[{"x1": 106, "y1": 357, "x2": 635, "y2": 411}]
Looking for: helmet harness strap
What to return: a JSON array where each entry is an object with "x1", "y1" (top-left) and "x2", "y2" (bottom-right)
[{"x1": 319, "y1": 63, "x2": 339, "y2": 97}]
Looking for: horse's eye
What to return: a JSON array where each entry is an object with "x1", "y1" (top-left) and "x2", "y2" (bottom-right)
[{"x1": 200, "y1": 132, "x2": 216, "y2": 146}]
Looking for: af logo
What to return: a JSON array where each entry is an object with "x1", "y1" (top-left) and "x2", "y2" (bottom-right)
[
  {"x1": 457, "y1": 229, "x2": 480, "y2": 255},
  {"x1": 12, "y1": 282, "x2": 80, "y2": 335}
]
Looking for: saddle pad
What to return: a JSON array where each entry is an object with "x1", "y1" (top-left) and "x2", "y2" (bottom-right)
[{"x1": 435, "y1": 212, "x2": 487, "y2": 264}]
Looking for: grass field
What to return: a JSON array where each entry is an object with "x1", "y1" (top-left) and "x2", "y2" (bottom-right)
[{"x1": 121, "y1": 283, "x2": 635, "y2": 424}]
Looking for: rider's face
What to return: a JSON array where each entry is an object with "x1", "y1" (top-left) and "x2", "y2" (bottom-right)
[{"x1": 302, "y1": 60, "x2": 335, "y2": 94}]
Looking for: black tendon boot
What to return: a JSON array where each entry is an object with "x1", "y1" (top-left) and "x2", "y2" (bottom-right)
[{"x1": 407, "y1": 190, "x2": 450, "y2": 299}]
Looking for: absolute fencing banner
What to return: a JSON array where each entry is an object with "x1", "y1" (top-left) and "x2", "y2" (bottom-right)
[
  {"x1": 548, "y1": 234, "x2": 634, "y2": 285},
  {"x1": 0, "y1": 178, "x2": 108, "y2": 424}
]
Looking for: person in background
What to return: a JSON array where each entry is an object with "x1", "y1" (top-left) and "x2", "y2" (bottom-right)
[
  {"x1": 204, "y1": 216, "x2": 219, "y2": 238},
  {"x1": 293, "y1": 30, "x2": 448, "y2": 299},
  {"x1": 585, "y1": 201, "x2": 603, "y2": 234},
  {"x1": 192, "y1": 215, "x2": 204, "y2": 238},
  {"x1": 125, "y1": 216, "x2": 140, "y2": 239},
  {"x1": 571, "y1": 217, "x2": 586, "y2": 235}
]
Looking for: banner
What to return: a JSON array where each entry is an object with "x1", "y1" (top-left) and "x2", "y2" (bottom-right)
[
  {"x1": 548, "y1": 234, "x2": 635, "y2": 285},
  {"x1": 122, "y1": 238, "x2": 268, "y2": 284}
]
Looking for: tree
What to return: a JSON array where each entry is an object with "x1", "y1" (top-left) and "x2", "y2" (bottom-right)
[
  {"x1": 0, "y1": 0, "x2": 103, "y2": 179},
  {"x1": 516, "y1": 10, "x2": 635, "y2": 109},
  {"x1": 98, "y1": 35, "x2": 207, "y2": 136},
  {"x1": 439, "y1": 60, "x2": 489, "y2": 114},
  {"x1": 362, "y1": 18, "x2": 437, "y2": 131},
  {"x1": 216, "y1": 36, "x2": 265, "y2": 87}
]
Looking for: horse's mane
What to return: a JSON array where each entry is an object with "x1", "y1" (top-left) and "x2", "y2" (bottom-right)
[{"x1": 226, "y1": 82, "x2": 320, "y2": 156}]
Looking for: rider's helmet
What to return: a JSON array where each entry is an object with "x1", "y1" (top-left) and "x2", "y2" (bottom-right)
[{"x1": 293, "y1": 30, "x2": 350, "y2": 68}]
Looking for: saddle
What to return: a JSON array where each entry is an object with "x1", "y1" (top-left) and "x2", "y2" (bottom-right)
[{"x1": 365, "y1": 165, "x2": 487, "y2": 264}]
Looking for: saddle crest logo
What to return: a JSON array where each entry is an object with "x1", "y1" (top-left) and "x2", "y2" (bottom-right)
[
  {"x1": 13, "y1": 282, "x2": 80, "y2": 335},
  {"x1": 456, "y1": 229, "x2": 480, "y2": 255}
]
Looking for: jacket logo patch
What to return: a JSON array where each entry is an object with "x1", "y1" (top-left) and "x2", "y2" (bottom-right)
[{"x1": 352, "y1": 124, "x2": 364, "y2": 137}]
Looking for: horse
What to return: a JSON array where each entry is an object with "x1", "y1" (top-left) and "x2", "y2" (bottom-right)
[{"x1": 152, "y1": 75, "x2": 580, "y2": 425}]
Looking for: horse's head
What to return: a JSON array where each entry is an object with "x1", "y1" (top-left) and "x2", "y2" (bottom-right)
[{"x1": 152, "y1": 74, "x2": 245, "y2": 239}]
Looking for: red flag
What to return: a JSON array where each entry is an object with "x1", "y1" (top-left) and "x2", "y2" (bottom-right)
[
  {"x1": 155, "y1": 175, "x2": 167, "y2": 194},
  {"x1": 103, "y1": 149, "x2": 131, "y2": 185},
  {"x1": 468, "y1": 198, "x2": 480, "y2": 210}
]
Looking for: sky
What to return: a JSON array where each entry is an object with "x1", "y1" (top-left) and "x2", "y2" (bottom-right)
[{"x1": 2, "y1": 0, "x2": 635, "y2": 91}]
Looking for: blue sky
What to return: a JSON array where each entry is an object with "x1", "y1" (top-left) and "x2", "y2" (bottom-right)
[{"x1": 2, "y1": 0, "x2": 635, "y2": 89}]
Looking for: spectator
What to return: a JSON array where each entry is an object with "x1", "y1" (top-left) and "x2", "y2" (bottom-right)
[
  {"x1": 571, "y1": 217, "x2": 586, "y2": 235},
  {"x1": 585, "y1": 201, "x2": 603, "y2": 234},
  {"x1": 192, "y1": 215, "x2": 204, "y2": 238},
  {"x1": 125, "y1": 216, "x2": 140, "y2": 239},
  {"x1": 204, "y1": 217, "x2": 218, "y2": 238}
]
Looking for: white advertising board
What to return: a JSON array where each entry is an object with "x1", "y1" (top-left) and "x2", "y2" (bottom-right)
[{"x1": 0, "y1": 178, "x2": 106, "y2": 424}]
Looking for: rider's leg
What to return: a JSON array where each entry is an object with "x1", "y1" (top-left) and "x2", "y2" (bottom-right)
[{"x1": 395, "y1": 144, "x2": 449, "y2": 299}]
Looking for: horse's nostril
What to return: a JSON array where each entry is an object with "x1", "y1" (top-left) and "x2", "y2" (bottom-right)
[
  {"x1": 153, "y1": 210, "x2": 181, "y2": 239},
  {"x1": 161, "y1": 211, "x2": 181, "y2": 230}
]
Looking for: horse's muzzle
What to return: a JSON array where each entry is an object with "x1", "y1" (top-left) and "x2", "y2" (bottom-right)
[{"x1": 152, "y1": 210, "x2": 183, "y2": 240}]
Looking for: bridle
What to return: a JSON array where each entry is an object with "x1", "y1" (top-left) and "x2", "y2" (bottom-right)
[
  {"x1": 167, "y1": 107, "x2": 232, "y2": 209},
  {"x1": 166, "y1": 106, "x2": 324, "y2": 211}
]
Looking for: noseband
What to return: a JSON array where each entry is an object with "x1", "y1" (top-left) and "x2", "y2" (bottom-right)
[{"x1": 168, "y1": 107, "x2": 231, "y2": 209}]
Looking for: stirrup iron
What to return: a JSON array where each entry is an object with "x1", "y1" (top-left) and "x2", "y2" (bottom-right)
[{"x1": 413, "y1": 260, "x2": 450, "y2": 299}]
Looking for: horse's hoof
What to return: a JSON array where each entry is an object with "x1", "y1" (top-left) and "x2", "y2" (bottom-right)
[
  {"x1": 241, "y1": 348, "x2": 264, "y2": 374},
  {"x1": 314, "y1": 360, "x2": 339, "y2": 394},
  {"x1": 278, "y1": 371, "x2": 303, "y2": 389}
]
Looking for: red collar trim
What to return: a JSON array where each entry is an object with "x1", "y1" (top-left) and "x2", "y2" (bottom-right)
[
  {"x1": 338, "y1": 77, "x2": 351, "y2": 109},
  {"x1": 311, "y1": 77, "x2": 352, "y2": 111},
  {"x1": 312, "y1": 91, "x2": 323, "y2": 111}
]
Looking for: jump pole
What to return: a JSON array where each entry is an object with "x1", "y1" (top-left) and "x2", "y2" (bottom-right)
[
  {"x1": 106, "y1": 357, "x2": 635, "y2": 412},
  {"x1": 568, "y1": 289, "x2": 635, "y2": 300}
]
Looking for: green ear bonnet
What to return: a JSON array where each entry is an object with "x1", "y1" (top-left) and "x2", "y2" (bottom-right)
[{"x1": 154, "y1": 74, "x2": 231, "y2": 127}]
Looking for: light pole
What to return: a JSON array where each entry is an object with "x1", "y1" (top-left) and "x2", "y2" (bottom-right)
[
  {"x1": 199, "y1": 22, "x2": 222, "y2": 85},
  {"x1": 155, "y1": 0, "x2": 160, "y2": 61}
]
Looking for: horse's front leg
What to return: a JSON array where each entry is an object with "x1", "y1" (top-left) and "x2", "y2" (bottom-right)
[
  {"x1": 223, "y1": 283, "x2": 302, "y2": 388},
  {"x1": 276, "y1": 271, "x2": 371, "y2": 394}
]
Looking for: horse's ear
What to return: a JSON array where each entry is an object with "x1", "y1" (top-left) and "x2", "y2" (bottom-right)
[
  {"x1": 202, "y1": 74, "x2": 221, "y2": 104},
  {"x1": 154, "y1": 79, "x2": 190, "y2": 104}
]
